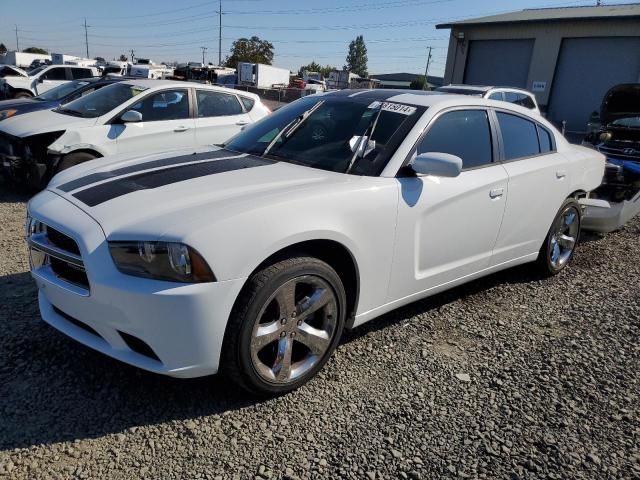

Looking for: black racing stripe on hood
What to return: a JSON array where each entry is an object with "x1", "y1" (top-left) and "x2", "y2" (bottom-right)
[
  {"x1": 57, "y1": 149, "x2": 242, "y2": 192},
  {"x1": 73, "y1": 155, "x2": 275, "y2": 207}
]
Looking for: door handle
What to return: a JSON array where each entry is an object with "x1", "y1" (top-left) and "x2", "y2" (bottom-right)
[
  {"x1": 489, "y1": 188, "x2": 504, "y2": 199},
  {"x1": 235, "y1": 120, "x2": 249, "y2": 126},
  {"x1": 556, "y1": 170, "x2": 567, "y2": 179},
  {"x1": 174, "y1": 126, "x2": 189, "y2": 132}
]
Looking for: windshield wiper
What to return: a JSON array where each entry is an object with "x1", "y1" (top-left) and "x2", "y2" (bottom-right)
[
  {"x1": 346, "y1": 105, "x2": 383, "y2": 174},
  {"x1": 55, "y1": 107, "x2": 86, "y2": 117},
  {"x1": 263, "y1": 101, "x2": 325, "y2": 157}
]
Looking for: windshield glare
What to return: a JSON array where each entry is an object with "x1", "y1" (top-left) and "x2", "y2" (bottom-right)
[
  {"x1": 225, "y1": 96, "x2": 420, "y2": 175},
  {"x1": 36, "y1": 80, "x2": 90, "y2": 101},
  {"x1": 58, "y1": 83, "x2": 148, "y2": 118}
]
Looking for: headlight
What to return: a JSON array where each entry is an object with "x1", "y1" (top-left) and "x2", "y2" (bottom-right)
[
  {"x1": 0, "y1": 109, "x2": 17, "y2": 121},
  {"x1": 108, "y1": 241, "x2": 215, "y2": 283}
]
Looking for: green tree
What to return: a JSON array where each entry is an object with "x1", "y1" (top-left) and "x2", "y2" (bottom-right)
[
  {"x1": 298, "y1": 61, "x2": 335, "y2": 79},
  {"x1": 0, "y1": 43, "x2": 7, "y2": 55},
  {"x1": 344, "y1": 35, "x2": 368, "y2": 77},
  {"x1": 225, "y1": 36, "x2": 274, "y2": 69},
  {"x1": 22, "y1": 47, "x2": 48, "y2": 54},
  {"x1": 118, "y1": 54, "x2": 128, "y2": 62},
  {"x1": 410, "y1": 76, "x2": 427, "y2": 90}
]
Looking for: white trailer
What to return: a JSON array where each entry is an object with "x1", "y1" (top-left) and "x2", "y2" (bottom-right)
[
  {"x1": 0, "y1": 51, "x2": 51, "y2": 69},
  {"x1": 129, "y1": 64, "x2": 174, "y2": 79},
  {"x1": 237, "y1": 62, "x2": 290, "y2": 88}
]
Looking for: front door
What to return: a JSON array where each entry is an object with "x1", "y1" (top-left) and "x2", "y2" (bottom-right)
[
  {"x1": 34, "y1": 67, "x2": 68, "y2": 95},
  {"x1": 387, "y1": 109, "x2": 509, "y2": 302},
  {"x1": 112, "y1": 88, "x2": 195, "y2": 154}
]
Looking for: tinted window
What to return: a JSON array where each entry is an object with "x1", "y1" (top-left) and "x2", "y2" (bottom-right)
[
  {"x1": 488, "y1": 92, "x2": 504, "y2": 101},
  {"x1": 417, "y1": 110, "x2": 493, "y2": 169},
  {"x1": 518, "y1": 95, "x2": 536, "y2": 109},
  {"x1": 129, "y1": 89, "x2": 190, "y2": 122},
  {"x1": 538, "y1": 125, "x2": 553, "y2": 153},
  {"x1": 197, "y1": 90, "x2": 243, "y2": 117},
  {"x1": 71, "y1": 68, "x2": 93, "y2": 79},
  {"x1": 504, "y1": 92, "x2": 536, "y2": 110},
  {"x1": 497, "y1": 112, "x2": 540, "y2": 160},
  {"x1": 239, "y1": 96, "x2": 255, "y2": 111},
  {"x1": 42, "y1": 68, "x2": 67, "y2": 81},
  {"x1": 36, "y1": 80, "x2": 90, "y2": 101}
]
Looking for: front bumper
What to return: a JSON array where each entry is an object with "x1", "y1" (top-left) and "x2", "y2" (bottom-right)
[{"x1": 28, "y1": 190, "x2": 246, "y2": 378}]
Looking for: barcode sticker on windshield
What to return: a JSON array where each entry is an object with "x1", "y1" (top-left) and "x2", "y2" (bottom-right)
[{"x1": 381, "y1": 102, "x2": 416, "y2": 115}]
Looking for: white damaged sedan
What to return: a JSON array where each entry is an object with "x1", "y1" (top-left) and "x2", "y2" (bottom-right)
[{"x1": 27, "y1": 90, "x2": 604, "y2": 395}]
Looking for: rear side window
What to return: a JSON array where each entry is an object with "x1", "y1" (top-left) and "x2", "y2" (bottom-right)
[
  {"x1": 71, "y1": 68, "x2": 93, "y2": 79},
  {"x1": 197, "y1": 90, "x2": 243, "y2": 117},
  {"x1": 518, "y1": 95, "x2": 536, "y2": 110},
  {"x1": 42, "y1": 68, "x2": 67, "y2": 81},
  {"x1": 418, "y1": 110, "x2": 493, "y2": 169},
  {"x1": 488, "y1": 92, "x2": 504, "y2": 101},
  {"x1": 239, "y1": 96, "x2": 255, "y2": 111},
  {"x1": 497, "y1": 112, "x2": 540, "y2": 160},
  {"x1": 538, "y1": 125, "x2": 554, "y2": 153},
  {"x1": 504, "y1": 92, "x2": 536, "y2": 110}
]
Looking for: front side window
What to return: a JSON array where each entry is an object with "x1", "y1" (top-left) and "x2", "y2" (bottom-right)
[
  {"x1": 128, "y1": 89, "x2": 190, "y2": 122},
  {"x1": 42, "y1": 68, "x2": 67, "y2": 81},
  {"x1": 417, "y1": 110, "x2": 493, "y2": 169},
  {"x1": 497, "y1": 112, "x2": 540, "y2": 160},
  {"x1": 197, "y1": 90, "x2": 243, "y2": 117},
  {"x1": 71, "y1": 68, "x2": 93, "y2": 79}
]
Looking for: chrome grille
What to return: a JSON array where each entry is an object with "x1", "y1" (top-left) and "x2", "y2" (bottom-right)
[{"x1": 27, "y1": 218, "x2": 90, "y2": 291}]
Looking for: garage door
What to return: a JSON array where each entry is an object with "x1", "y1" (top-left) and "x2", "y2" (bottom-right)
[
  {"x1": 548, "y1": 37, "x2": 640, "y2": 138},
  {"x1": 464, "y1": 39, "x2": 534, "y2": 88}
]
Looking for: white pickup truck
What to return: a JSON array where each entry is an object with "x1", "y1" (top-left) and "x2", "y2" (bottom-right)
[{"x1": 0, "y1": 64, "x2": 99, "y2": 99}]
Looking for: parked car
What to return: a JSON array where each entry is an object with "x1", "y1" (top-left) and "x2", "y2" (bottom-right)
[
  {"x1": 0, "y1": 77, "x2": 130, "y2": 122},
  {"x1": 436, "y1": 84, "x2": 540, "y2": 114},
  {"x1": 26, "y1": 89, "x2": 604, "y2": 395},
  {"x1": 0, "y1": 64, "x2": 100, "y2": 99},
  {"x1": 581, "y1": 83, "x2": 640, "y2": 232},
  {"x1": 0, "y1": 65, "x2": 29, "y2": 79},
  {"x1": 0, "y1": 80, "x2": 269, "y2": 188}
]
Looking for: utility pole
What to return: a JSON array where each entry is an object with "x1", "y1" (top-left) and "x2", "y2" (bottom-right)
[
  {"x1": 200, "y1": 46, "x2": 208, "y2": 65},
  {"x1": 129, "y1": 49, "x2": 135, "y2": 63},
  {"x1": 218, "y1": 0, "x2": 222, "y2": 65},
  {"x1": 422, "y1": 46, "x2": 432, "y2": 91},
  {"x1": 14, "y1": 24, "x2": 19, "y2": 51},
  {"x1": 83, "y1": 18, "x2": 90, "y2": 59}
]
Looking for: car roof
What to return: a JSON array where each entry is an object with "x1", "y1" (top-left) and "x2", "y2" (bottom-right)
[
  {"x1": 114, "y1": 79, "x2": 259, "y2": 98},
  {"x1": 440, "y1": 84, "x2": 534, "y2": 95}
]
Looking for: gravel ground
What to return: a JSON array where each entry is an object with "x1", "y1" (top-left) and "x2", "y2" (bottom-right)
[{"x1": 0, "y1": 188, "x2": 638, "y2": 479}]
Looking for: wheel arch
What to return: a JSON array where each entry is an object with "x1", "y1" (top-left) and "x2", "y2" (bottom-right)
[
  {"x1": 243, "y1": 239, "x2": 360, "y2": 328},
  {"x1": 62, "y1": 148, "x2": 104, "y2": 159}
]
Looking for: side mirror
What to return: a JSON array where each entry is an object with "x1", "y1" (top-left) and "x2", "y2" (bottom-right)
[
  {"x1": 120, "y1": 110, "x2": 143, "y2": 123},
  {"x1": 411, "y1": 152, "x2": 462, "y2": 177}
]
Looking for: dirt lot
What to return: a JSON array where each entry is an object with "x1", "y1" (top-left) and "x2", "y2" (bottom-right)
[{"x1": 0, "y1": 189, "x2": 638, "y2": 479}]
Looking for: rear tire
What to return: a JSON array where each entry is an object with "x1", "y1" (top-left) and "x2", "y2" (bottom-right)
[
  {"x1": 221, "y1": 256, "x2": 346, "y2": 396},
  {"x1": 13, "y1": 91, "x2": 32, "y2": 99},
  {"x1": 536, "y1": 198, "x2": 582, "y2": 276},
  {"x1": 56, "y1": 151, "x2": 97, "y2": 173}
]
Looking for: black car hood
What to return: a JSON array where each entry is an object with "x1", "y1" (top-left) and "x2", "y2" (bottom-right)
[{"x1": 601, "y1": 84, "x2": 640, "y2": 127}]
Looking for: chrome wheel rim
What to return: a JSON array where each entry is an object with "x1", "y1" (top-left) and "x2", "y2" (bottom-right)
[
  {"x1": 250, "y1": 275, "x2": 338, "y2": 384},
  {"x1": 549, "y1": 206, "x2": 579, "y2": 269}
]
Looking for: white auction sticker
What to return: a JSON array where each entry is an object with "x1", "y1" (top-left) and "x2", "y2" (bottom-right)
[{"x1": 380, "y1": 102, "x2": 416, "y2": 115}]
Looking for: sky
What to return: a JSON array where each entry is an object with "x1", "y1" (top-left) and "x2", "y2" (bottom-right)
[{"x1": 0, "y1": 0, "x2": 637, "y2": 77}]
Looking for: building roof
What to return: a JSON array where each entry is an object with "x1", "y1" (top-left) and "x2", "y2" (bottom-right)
[{"x1": 436, "y1": 3, "x2": 640, "y2": 29}]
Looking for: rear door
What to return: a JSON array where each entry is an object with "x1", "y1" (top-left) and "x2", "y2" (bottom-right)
[
  {"x1": 194, "y1": 89, "x2": 251, "y2": 145},
  {"x1": 490, "y1": 110, "x2": 568, "y2": 265},
  {"x1": 111, "y1": 88, "x2": 195, "y2": 154},
  {"x1": 35, "y1": 67, "x2": 68, "y2": 94}
]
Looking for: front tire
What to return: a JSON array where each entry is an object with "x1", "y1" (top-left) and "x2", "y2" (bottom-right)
[
  {"x1": 56, "y1": 151, "x2": 97, "y2": 173},
  {"x1": 221, "y1": 256, "x2": 346, "y2": 396},
  {"x1": 13, "y1": 91, "x2": 32, "y2": 99},
  {"x1": 536, "y1": 198, "x2": 582, "y2": 276}
]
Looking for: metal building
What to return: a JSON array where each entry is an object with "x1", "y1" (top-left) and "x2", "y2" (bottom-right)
[{"x1": 437, "y1": 4, "x2": 640, "y2": 139}]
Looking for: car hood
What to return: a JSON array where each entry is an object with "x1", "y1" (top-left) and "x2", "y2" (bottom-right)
[
  {"x1": 47, "y1": 146, "x2": 353, "y2": 237},
  {"x1": 0, "y1": 108, "x2": 93, "y2": 137},
  {"x1": 0, "y1": 98, "x2": 58, "y2": 118},
  {"x1": 601, "y1": 84, "x2": 640, "y2": 126}
]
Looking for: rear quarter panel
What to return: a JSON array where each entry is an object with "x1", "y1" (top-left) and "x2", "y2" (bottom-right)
[{"x1": 560, "y1": 144, "x2": 606, "y2": 194}]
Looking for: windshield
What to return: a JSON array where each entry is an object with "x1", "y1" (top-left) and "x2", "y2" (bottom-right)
[
  {"x1": 56, "y1": 82, "x2": 148, "y2": 118},
  {"x1": 225, "y1": 95, "x2": 422, "y2": 175},
  {"x1": 611, "y1": 117, "x2": 640, "y2": 128},
  {"x1": 28, "y1": 66, "x2": 47, "y2": 76},
  {"x1": 436, "y1": 87, "x2": 485, "y2": 96},
  {"x1": 36, "y1": 80, "x2": 90, "y2": 101}
]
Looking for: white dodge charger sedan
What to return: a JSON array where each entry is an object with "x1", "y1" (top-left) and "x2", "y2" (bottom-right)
[{"x1": 26, "y1": 90, "x2": 604, "y2": 395}]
